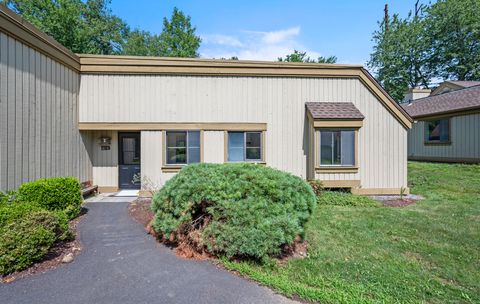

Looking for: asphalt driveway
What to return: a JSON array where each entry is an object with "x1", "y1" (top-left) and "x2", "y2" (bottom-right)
[{"x1": 0, "y1": 199, "x2": 297, "y2": 304}]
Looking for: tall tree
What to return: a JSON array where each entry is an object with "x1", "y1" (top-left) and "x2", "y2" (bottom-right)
[
  {"x1": 369, "y1": 7, "x2": 433, "y2": 102},
  {"x1": 121, "y1": 29, "x2": 162, "y2": 57},
  {"x1": 158, "y1": 7, "x2": 201, "y2": 57},
  {"x1": 3, "y1": 0, "x2": 128, "y2": 54},
  {"x1": 278, "y1": 50, "x2": 337, "y2": 63},
  {"x1": 426, "y1": 0, "x2": 480, "y2": 80}
]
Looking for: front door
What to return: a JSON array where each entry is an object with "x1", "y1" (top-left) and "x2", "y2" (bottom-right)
[{"x1": 118, "y1": 132, "x2": 141, "y2": 189}]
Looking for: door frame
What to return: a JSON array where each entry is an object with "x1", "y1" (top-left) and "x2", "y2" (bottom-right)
[{"x1": 118, "y1": 132, "x2": 141, "y2": 189}]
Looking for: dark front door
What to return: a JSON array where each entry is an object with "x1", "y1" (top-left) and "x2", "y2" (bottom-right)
[{"x1": 118, "y1": 132, "x2": 141, "y2": 189}]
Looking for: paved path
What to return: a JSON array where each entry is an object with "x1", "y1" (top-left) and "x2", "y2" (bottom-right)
[{"x1": 1, "y1": 199, "x2": 297, "y2": 304}]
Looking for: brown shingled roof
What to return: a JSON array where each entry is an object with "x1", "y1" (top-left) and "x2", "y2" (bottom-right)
[
  {"x1": 447, "y1": 81, "x2": 480, "y2": 88},
  {"x1": 401, "y1": 85, "x2": 480, "y2": 118},
  {"x1": 305, "y1": 102, "x2": 365, "y2": 120}
]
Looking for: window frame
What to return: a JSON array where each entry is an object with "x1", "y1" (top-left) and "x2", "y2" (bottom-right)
[
  {"x1": 315, "y1": 128, "x2": 359, "y2": 173},
  {"x1": 424, "y1": 118, "x2": 451, "y2": 145},
  {"x1": 163, "y1": 130, "x2": 203, "y2": 168},
  {"x1": 225, "y1": 131, "x2": 265, "y2": 163}
]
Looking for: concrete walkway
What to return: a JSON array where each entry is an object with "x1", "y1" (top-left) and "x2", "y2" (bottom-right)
[{"x1": 0, "y1": 199, "x2": 297, "y2": 304}]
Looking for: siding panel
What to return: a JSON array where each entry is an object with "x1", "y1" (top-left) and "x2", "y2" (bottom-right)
[
  {"x1": 0, "y1": 32, "x2": 92, "y2": 190},
  {"x1": 79, "y1": 75, "x2": 408, "y2": 190}
]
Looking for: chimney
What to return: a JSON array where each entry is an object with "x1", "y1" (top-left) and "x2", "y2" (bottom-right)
[{"x1": 403, "y1": 87, "x2": 431, "y2": 103}]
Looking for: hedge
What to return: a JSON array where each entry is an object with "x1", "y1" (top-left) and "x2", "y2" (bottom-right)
[
  {"x1": 0, "y1": 208, "x2": 71, "y2": 275},
  {"x1": 17, "y1": 177, "x2": 82, "y2": 219},
  {"x1": 151, "y1": 163, "x2": 316, "y2": 260}
]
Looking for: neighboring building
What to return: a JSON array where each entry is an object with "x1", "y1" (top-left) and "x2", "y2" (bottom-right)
[
  {"x1": 403, "y1": 88, "x2": 431, "y2": 103},
  {"x1": 402, "y1": 83, "x2": 480, "y2": 163},
  {"x1": 0, "y1": 5, "x2": 413, "y2": 195}
]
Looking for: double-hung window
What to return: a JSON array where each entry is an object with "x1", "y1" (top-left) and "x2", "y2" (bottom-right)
[
  {"x1": 319, "y1": 129, "x2": 355, "y2": 167},
  {"x1": 425, "y1": 118, "x2": 450, "y2": 144},
  {"x1": 227, "y1": 131, "x2": 263, "y2": 162},
  {"x1": 165, "y1": 131, "x2": 201, "y2": 165}
]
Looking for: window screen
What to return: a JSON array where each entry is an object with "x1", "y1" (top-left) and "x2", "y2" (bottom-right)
[
  {"x1": 426, "y1": 119, "x2": 450, "y2": 142},
  {"x1": 228, "y1": 132, "x2": 262, "y2": 162},
  {"x1": 320, "y1": 130, "x2": 355, "y2": 166},
  {"x1": 166, "y1": 131, "x2": 200, "y2": 164}
]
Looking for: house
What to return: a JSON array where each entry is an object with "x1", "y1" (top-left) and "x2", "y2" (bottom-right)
[
  {"x1": 402, "y1": 83, "x2": 480, "y2": 163},
  {"x1": 0, "y1": 5, "x2": 413, "y2": 195}
]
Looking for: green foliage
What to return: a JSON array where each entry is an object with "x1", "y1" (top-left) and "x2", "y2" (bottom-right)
[
  {"x1": 3, "y1": 1, "x2": 201, "y2": 57},
  {"x1": 316, "y1": 191, "x2": 379, "y2": 207},
  {"x1": 278, "y1": 50, "x2": 337, "y2": 64},
  {"x1": 17, "y1": 177, "x2": 82, "y2": 219},
  {"x1": 0, "y1": 201, "x2": 42, "y2": 226},
  {"x1": 0, "y1": 208, "x2": 71, "y2": 275},
  {"x1": 3, "y1": 0, "x2": 128, "y2": 54},
  {"x1": 369, "y1": 0, "x2": 480, "y2": 102},
  {"x1": 151, "y1": 163, "x2": 316, "y2": 260},
  {"x1": 222, "y1": 162, "x2": 480, "y2": 303},
  {"x1": 156, "y1": 7, "x2": 201, "y2": 58},
  {"x1": 0, "y1": 190, "x2": 17, "y2": 205},
  {"x1": 426, "y1": 0, "x2": 480, "y2": 81}
]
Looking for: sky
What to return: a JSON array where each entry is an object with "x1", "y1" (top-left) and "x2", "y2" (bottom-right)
[{"x1": 110, "y1": 0, "x2": 431, "y2": 65}]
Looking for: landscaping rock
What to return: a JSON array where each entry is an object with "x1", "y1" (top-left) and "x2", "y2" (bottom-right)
[{"x1": 62, "y1": 253, "x2": 74, "y2": 263}]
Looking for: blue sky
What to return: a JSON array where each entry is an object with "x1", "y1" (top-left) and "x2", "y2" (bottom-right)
[{"x1": 110, "y1": 0, "x2": 431, "y2": 65}]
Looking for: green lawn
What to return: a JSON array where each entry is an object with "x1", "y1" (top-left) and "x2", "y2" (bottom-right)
[{"x1": 223, "y1": 162, "x2": 480, "y2": 303}]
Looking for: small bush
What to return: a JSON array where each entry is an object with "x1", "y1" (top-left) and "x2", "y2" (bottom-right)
[
  {"x1": 0, "y1": 202, "x2": 43, "y2": 227},
  {"x1": 308, "y1": 180, "x2": 324, "y2": 197},
  {"x1": 317, "y1": 191, "x2": 379, "y2": 207},
  {"x1": 151, "y1": 163, "x2": 316, "y2": 260},
  {"x1": 0, "y1": 190, "x2": 17, "y2": 205},
  {"x1": 0, "y1": 209, "x2": 71, "y2": 275},
  {"x1": 17, "y1": 177, "x2": 82, "y2": 219}
]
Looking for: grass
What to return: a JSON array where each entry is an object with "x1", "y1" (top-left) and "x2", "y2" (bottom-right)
[{"x1": 222, "y1": 162, "x2": 480, "y2": 303}]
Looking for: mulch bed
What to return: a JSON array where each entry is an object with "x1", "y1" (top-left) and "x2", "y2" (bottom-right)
[
  {"x1": 383, "y1": 198, "x2": 417, "y2": 207},
  {"x1": 0, "y1": 209, "x2": 87, "y2": 284}
]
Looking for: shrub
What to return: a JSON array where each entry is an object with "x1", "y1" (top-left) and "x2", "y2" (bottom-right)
[
  {"x1": 151, "y1": 163, "x2": 316, "y2": 260},
  {"x1": 0, "y1": 209, "x2": 71, "y2": 275},
  {"x1": 0, "y1": 202, "x2": 43, "y2": 227},
  {"x1": 17, "y1": 177, "x2": 82, "y2": 219},
  {"x1": 0, "y1": 190, "x2": 17, "y2": 205},
  {"x1": 308, "y1": 180, "x2": 324, "y2": 197},
  {"x1": 317, "y1": 191, "x2": 379, "y2": 207}
]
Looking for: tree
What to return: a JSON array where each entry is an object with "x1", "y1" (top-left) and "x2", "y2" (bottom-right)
[
  {"x1": 369, "y1": 0, "x2": 480, "y2": 102},
  {"x1": 121, "y1": 29, "x2": 162, "y2": 56},
  {"x1": 368, "y1": 5, "x2": 433, "y2": 102},
  {"x1": 426, "y1": 0, "x2": 480, "y2": 80},
  {"x1": 157, "y1": 7, "x2": 201, "y2": 57},
  {"x1": 278, "y1": 50, "x2": 337, "y2": 63},
  {"x1": 3, "y1": 0, "x2": 128, "y2": 54}
]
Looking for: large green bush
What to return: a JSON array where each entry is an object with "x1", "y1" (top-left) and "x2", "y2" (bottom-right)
[
  {"x1": 151, "y1": 163, "x2": 316, "y2": 260},
  {"x1": 17, "y1": 177, "x2": 82, "y2": 219},
  {"x1": 0, "y1": 208, "x2": 71, "y2": 275}
]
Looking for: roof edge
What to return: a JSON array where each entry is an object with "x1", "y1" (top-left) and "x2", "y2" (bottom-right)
[
  {"x1": 0, "y1": 4, "x2": 80, "y2": 71},
  {"x1": 410, "y1": 105, "x2": 480, "y2": 120}
]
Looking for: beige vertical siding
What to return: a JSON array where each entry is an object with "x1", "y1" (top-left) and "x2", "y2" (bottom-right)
[
  {"x1": 89, "y1": 130, "x2": 117, "y2": 188},
  {"x1": 0, "y1": 32, "x2": 91, "y2": 190},
  {"x1": 408, "y1": 113, "x2": 480, "y2": 161},
  {"x1": 140, "y1": 131, "x2": 163, "y2": 188},
  {"x1": 203, "y1": 131, "x2": 224, "y2": 164},
  {"x1": 79, "y1": 75, "x2": 408, "y2": 191}
]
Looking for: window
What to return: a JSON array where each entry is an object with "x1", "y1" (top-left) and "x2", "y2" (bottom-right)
[
  {"x1": 319, "y1": 129, "x2": 355, "y2": 166},
  {"x1": 227, "y1": 131, "x2": 263, "y2": 162},
  {"x1": 425, "y1": 119, "x2": 450, "y2": 143},
  {"x1": 165, "y1": 131, "x2": 200, "y2": 165}
]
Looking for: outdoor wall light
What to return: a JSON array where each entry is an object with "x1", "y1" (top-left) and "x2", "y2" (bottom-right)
[{"x1": 98, "y1": 136, "x2": 111, "y2": 146}]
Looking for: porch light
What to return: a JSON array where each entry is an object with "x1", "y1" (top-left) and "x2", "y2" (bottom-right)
[{"x1": 98, "y1": 136, "x2": 111, "y2": 146}]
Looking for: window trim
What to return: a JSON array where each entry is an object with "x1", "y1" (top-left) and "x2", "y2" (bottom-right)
[
  {"x1": 315, "y1": 128, "x2": 359, "y2": 173},
  {"x1": 162, "y1": 130, "x2": 203, "y2": 171},
  {"x1": 424, "y1": 118, "x2": 451, "y2": 145},
  {"x1": 224, "y1": 131, "x2": 266, "y2": 163}
]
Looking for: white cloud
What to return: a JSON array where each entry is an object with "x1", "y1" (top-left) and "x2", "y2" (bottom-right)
[{"x1": 199, "y1": 26, "x2": 321, "y2": 61}]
